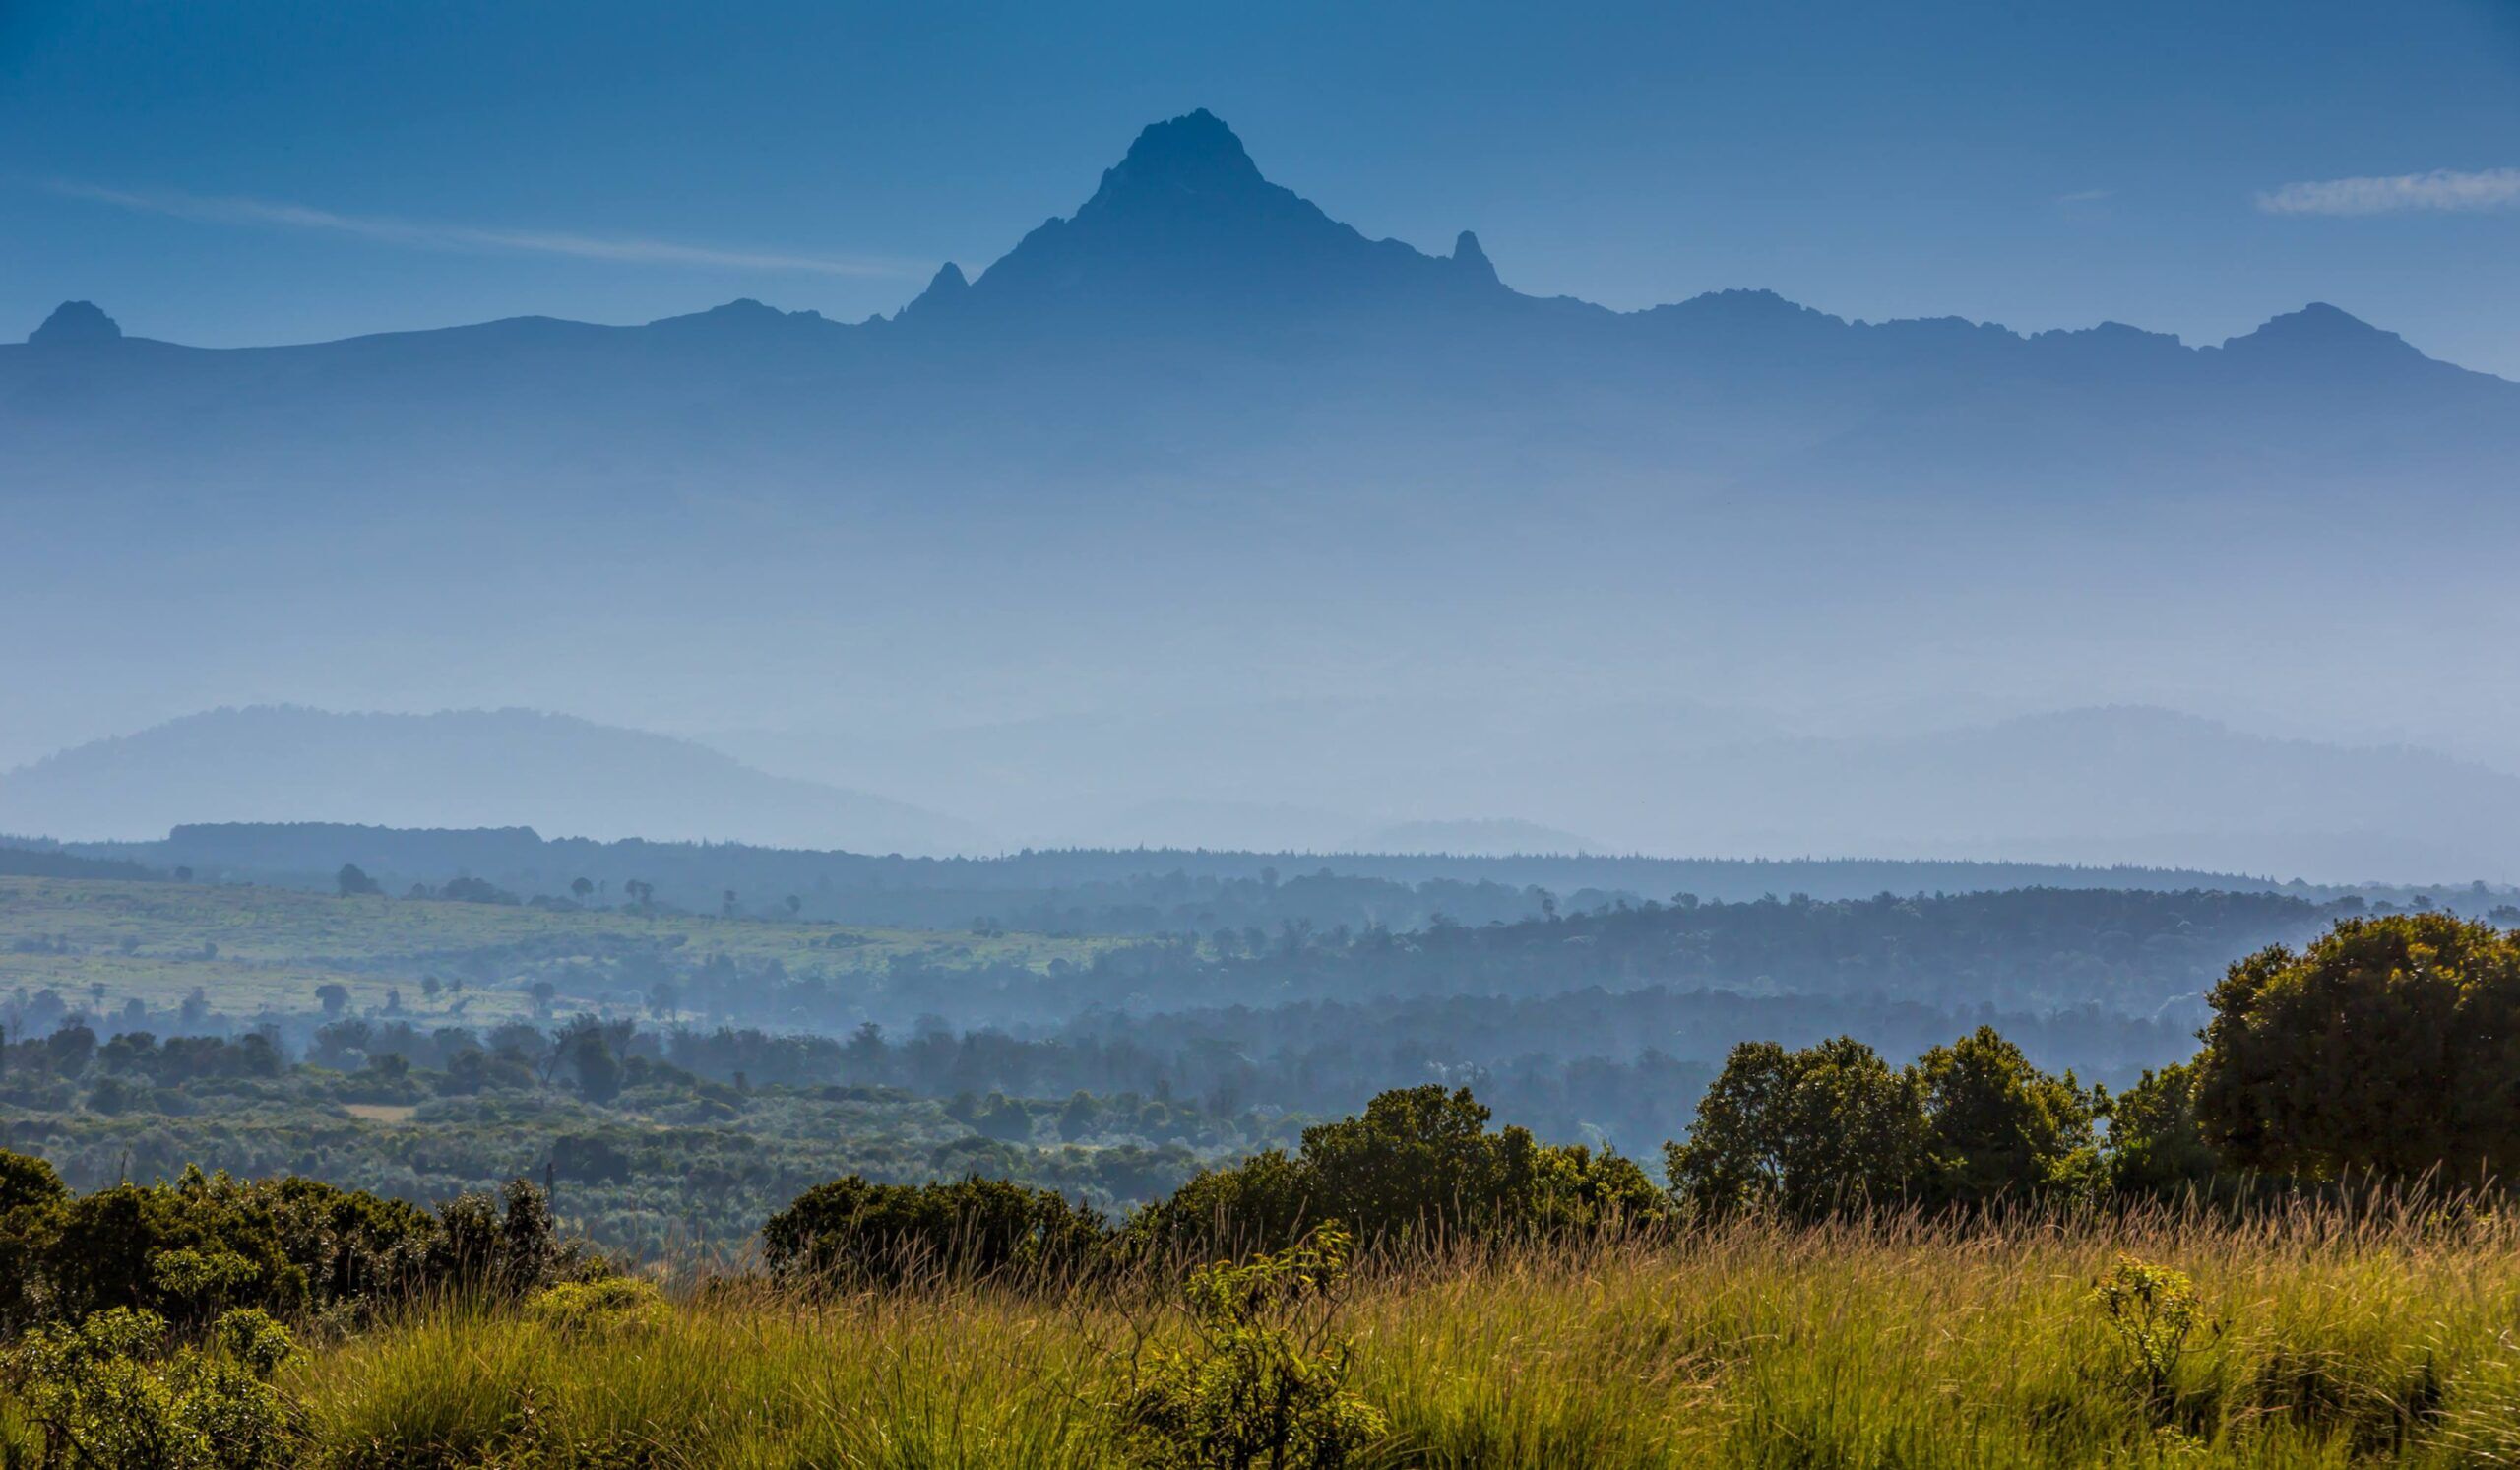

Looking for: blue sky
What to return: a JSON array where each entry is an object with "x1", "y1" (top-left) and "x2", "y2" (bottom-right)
[{"x1": 6, "y1": 0, "x2": 2517, "y2": 372}]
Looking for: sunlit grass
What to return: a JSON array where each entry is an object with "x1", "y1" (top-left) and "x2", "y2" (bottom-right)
[{"x1": 257, "y1": 1199, "x2": 2520, "y2": 1467}]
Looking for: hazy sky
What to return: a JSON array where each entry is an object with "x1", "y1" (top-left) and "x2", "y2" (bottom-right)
[{"x1": 6, "y1": 0, "x2": 2518, "y2": 373}]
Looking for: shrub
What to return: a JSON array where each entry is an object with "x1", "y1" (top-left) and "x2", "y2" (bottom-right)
[
  {"x1": 0, "y1": 1151, "x2": 68, "y2": 1333},
  {"x1": 522, "y1": 1277, "x2": 665, "y2": 1337},
  {"x1": 1139, "y1": 1086, "x2": 1664, "y2": 1252},
  {"x1": 1113, "y1": 1228, "x2": 1386, "y2": 1469},
  {"x1": 761, "y1": 1175, "x2": 1110, "y2": 1285},
  {"x1": 2090, "y1": 1254, "x2": 2205, "y2": 1412},
  {"x1": 9, "y1": 1307, "x2": 299, "y2": 1469}
]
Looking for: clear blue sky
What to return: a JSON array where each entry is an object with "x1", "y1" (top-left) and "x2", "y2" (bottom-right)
[{"x1": 6, "y1": 0, "x2": 2517, "y2": 372}]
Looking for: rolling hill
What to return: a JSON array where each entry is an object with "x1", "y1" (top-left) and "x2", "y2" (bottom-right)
[{"x1": 0, "y1": 706, "x2": 982, "y2": 854}]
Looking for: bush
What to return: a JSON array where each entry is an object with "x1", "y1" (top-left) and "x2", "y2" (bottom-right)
[
  {"x1": 10, "y1": 1161, "x2": 588, "y2": 1334},
  {"x1": 522, "y1": 1277, "x2": 665, "y2": 1337},
  {"x1": 1113, "y1": 1227, "x2": 1386, "y2": 1468},
  {"x1": 2196, "y1": 914, "x2": 2520, "y2": 1179},
  {"x1": 2089, "y1": 1254, "x2": 2207, "y2": 1414},
  {"x1": 1138, "y1": 1086, "x2": 1664, "y2": 1251},
  {"x1": 760, "y1": 1175, "x2": 1110, "y2": 1285},
  {"x1": 0, "y1": 1151, "x2": 69, "y2": 1333},
  {"x1": 9, "y1": 1307, "x2": 299, "y2": 1469}
]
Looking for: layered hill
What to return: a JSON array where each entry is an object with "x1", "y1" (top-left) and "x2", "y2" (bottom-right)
[{"x1": 0, "y1": 707, "x2": 980, "y2": 854}]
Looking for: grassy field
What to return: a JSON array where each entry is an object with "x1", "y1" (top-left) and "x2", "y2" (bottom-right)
[
  {"x1": 117, "y1": 1202, "x2": 2520, "y2": 1468},
  {"x1": 0, "y1": 876, "x2": 1120, "y2": 1024}
]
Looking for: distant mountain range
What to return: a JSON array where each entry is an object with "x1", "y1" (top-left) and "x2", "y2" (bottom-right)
[
  {"x1": 0, "y1": 707, "x2": 979, "y2": 855},
  {"x1": 6, "y1": 702, "x2": 2515, "y2": 883},
  {"x1": 7, "y1": 107, "x2": 2510, "y2": 518},
  {"x1": 6, "y1": 110, "x2": 2515, "y2": 871}
]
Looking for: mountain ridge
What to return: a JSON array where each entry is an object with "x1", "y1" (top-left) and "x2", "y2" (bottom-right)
[{"x1": 0, "y1": 706, "x2": 983, "y2": 855}]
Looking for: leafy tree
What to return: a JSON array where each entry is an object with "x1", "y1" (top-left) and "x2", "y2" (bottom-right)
[
  {"x1": 334, "y1": 863, "x2": 382, "y2": 898},
  {"x1": 2105, "y1": 1062, "x2": 2216, "y2": 1195},
  {"x1": 313, "y1": 984, "x2": 349, "y2": 1019},
  {"x1": 2195, "y1": 914, "x2": 2520, "y2": 1179},
  {"x1": 1916, "y1": 1026, "x2": 2101, "y2": 1203},
  {"x1": 1664, "y1": 1038, "x2": 1927, "y2": 1216}
]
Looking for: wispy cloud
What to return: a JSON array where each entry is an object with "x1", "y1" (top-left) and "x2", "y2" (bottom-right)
[
  {"x1": 47, "y1": 181, "x2": 914, "y2": 277},
  {"x1": 2053, "y1": 188, "x2": 2112, "y2": 206},
  {"x1": 2256, "y1": 167, "x2": 2520, "y2": 217}
]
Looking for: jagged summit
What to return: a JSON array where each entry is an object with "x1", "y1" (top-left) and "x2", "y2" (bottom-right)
[
  {"x1": 1092, "y1": 108, "x2": 1267, "y2": 202},
  {"x1": 30, "y1": 300, "x2": 122, "y2": 346},
  {"x1": 914, "y1": 109, "x2": 1517, "y2": 330}
]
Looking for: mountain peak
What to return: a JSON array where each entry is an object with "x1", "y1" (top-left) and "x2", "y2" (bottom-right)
[
  {"x1": 1086, "y1": 108, "x2": 1267, "y2": 209},
  {"x1": 1450, "y1": 230, "x2": 1499, "y2": 286},
  {"x1": 2221, "y1": 302, "x2": 2420, "y2": 362},
  {"x1": 30, "y1": 300, "x2": 122, "y2": 346}
]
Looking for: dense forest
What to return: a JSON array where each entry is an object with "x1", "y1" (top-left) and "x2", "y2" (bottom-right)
[{"x1": 15, "y1": 823, "x2": 2411, "y2": 932}]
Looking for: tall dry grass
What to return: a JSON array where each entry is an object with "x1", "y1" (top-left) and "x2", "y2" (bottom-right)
[{"x1": 175, "y1": 1195, "x2": 2520, "y2": 1465}]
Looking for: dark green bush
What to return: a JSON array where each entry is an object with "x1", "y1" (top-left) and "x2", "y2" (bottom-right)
[
  {"x1": 760, "y1": 1175, "x2": 1110, "y2": 1285},
  {"x1": 1135, "y1": 1085, "x2": 1665, "y2": 1252}
]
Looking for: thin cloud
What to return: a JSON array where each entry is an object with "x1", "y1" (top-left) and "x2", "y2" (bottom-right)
[
  {"x1": 2256, "y1": 167, "x2": 2520, "y2": 217},
  {"x1": 48, "y1": 181, "x2": 914, "y2": 277},
  {"x1": 2054, "y1": 188, "x2": 2112, "y2": 205}
]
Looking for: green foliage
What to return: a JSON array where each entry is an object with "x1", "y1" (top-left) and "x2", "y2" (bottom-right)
[
  {"x1": 522, "y1": 1277, "x2": 664, "y2": 1337},
  {"x1": 760, "y1": 1175, "x2": 1110, "y2": 1285},
  {"x1": 1139, "y1": 1086, "x2": 1664, "y2": 1251},
  {"x1": 1667, "y1": 1030, "x2": 2102, "y2": 1215},
  {"x1": 2106, "y1": 1061, "x2": 2218, "y2": 1195},
  {"x1": 1114, "y1": 1228, "x2": 1386, "y2": 1469},
  {"x1": 1916, "y1": 1025, "x2": 2102, "y2": 1203},
  {"x1": 2090, "y1": 1254, "x2": 2206, "y2": 1410},
  {"x1": 1, "y1": 1163, "x2": 584, "y2": 1341},
  {"x1": 9, "y1": 1307, "x2": 298, "y2": 1469},
  {"x1": 2196, "y1": 913, "x2": 2520, "y2": 1179},
  {"x1": 0, "y1": 1153, "x2": 68, "y2": 1334},
  {"x1": 1664, "y1": 1037, "x2": 1928, "y2": 1215}
]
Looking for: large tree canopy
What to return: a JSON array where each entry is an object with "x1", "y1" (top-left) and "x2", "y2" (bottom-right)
[{"x1": 2195, "y1": 914, "x2": 2520, "y2": 1180}]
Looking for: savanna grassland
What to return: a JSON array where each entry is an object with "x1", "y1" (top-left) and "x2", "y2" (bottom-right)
[
  {"x1": 0, "y1": 875, "x2": 1117, "y2": 1025},
  {"x1": 80, "y1": 1204, "x2": 2520, "y2": 1469}
]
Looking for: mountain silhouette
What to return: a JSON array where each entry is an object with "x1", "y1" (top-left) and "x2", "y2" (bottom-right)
[
  {"x1": 0, "y1": 708, "x2": 984, "y2": 854},
  {"x1": 7, "y1": 106, "x2": 2509, "y2": 515},
  {"x1": 5, "y1": 108, "x2": 2518, "y2": 864}
]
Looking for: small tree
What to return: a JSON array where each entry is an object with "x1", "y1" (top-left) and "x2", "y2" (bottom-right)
[
  {"x1": 1665, "y1": 1037, "x2": 1927, "y2": 1216},
  {"x1": 2105, "y1": 1062, "x2": 2216, "y2": 1195},
  {"x1": 334, "y1": 863, "x2": 381, "y2": 898},
  {"x1": 1916, "y1": 1026, "x2": 2100, "y2": 1204},
  {"x1": 313, "y1": 984, "x2": 350, "y2": 1019}
]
